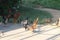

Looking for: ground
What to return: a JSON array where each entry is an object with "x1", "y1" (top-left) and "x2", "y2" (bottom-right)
[
  {"x1": 0, "y1": 8, "x2": 60, "y2": 40},
  {"x1": 0, "y1": 23, "x2": 60, "y2": 40}
]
